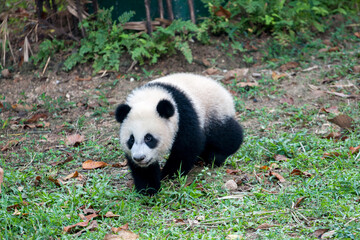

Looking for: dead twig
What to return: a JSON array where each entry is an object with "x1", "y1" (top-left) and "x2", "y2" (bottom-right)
[
  {"x1": 1, "y1": 15, "x2": 17, "y2": 66},
  {"x1": 42, "y1": 57, "x2": 51, "y2": 75}
]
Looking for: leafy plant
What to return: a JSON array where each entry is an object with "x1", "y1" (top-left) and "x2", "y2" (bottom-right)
[
  {"x1": 32, "y1": 39, "x2": 65, "y2": 68},
  {"x1": 62, "y1": 9, "x2": 208, "y2": 72},
  {"x1": 201, "y1": 0, "x2": 358, "y2": 45}
]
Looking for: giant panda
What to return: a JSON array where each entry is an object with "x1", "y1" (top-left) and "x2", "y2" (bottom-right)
[{"x1": 115, "y1": 73, "x2": 243, "y2": 195}]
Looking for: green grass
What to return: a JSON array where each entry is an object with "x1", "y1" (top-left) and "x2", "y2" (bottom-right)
[
  {"x1": 1, "y1": 26, "x2": 360, "y2": 239},
  {"x1": 1, "y1": 127, "x2": 359, "y2": 239}
]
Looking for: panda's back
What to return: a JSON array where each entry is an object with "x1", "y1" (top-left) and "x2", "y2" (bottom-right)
[{"x1": 151, "y1": 73, "x2": 235, "y2": 128}]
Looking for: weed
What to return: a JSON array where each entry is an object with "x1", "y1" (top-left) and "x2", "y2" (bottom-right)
[
  {"x1": 61, "y1": 9, "x2": 208, "y2": 72},
  {"x1": 31, "y1": 39, "x2": 66, "y2": 68}
]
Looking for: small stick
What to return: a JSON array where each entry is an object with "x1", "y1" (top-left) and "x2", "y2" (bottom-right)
[
  {"x1": 127, "y1": 60, "x2": 138, "y2": 73},
  {"x1": 299, "y1": 142, "x2": 306, "y2": 153},
  {"x1": 42, "y1": 56, "x2": 51, "y2": 75}
]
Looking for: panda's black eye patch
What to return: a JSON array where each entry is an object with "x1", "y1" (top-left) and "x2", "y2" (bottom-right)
[
  {"x1": 144, "y1": 133, "x2": 158, "y2": 149},
  {"x1": 127, "y1": 134, "x2": 135, "y2": 149}
]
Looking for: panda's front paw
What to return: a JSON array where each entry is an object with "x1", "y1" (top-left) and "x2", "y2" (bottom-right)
[
  {"x1": 135, "y1": 181, "x2": 160, "y2": 195},
  {"x1": 138, "y1": 186, "x2": 159, "y2": 196}
]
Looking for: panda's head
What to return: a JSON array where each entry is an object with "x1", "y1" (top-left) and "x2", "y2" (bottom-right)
[{"x1": 115, "y1": 98, "x2": 179, "y2": 167}]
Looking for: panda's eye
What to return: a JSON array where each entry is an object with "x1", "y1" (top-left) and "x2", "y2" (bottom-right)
[
  {"x1": 144, "y1": 134, "x2": 153, "y2": 143},
  {"x1": 129, "y1": 135, "x2": 135, "y2": 144},
  {"x1": 126, "y1": 134, "x2": 135, "y2": 149}
]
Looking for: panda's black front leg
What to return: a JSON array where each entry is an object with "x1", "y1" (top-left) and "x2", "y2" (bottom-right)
[
  {"x1": 161, "y1": 151, "x2": 195, "y2": 180},
  {"x1": 127, "y1": 157, "x2": 161, "y2": 195}
]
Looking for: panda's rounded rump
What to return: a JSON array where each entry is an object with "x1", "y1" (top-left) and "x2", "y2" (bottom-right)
[{"x1": 151, "y1": 73, "x2": 236, "y2": 127}]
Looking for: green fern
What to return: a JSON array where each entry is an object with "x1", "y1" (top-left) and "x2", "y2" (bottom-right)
[{"x1": 175, "y1": 39, "x2": 193, "y2": 63}]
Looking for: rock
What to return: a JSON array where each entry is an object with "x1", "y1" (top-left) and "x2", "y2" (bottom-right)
[
  {"x1": 353, "y1": 65, "x2": 360, "y2": 73},
  {"x1": 1, "y1": 69, "x2": 10, "y2": 78},
  {"x1": 223, "y1": 180, "x2": 238, "y2": 190},
  {"x1": 204, "y1": 67, "x2": 220, "y2": 75}
]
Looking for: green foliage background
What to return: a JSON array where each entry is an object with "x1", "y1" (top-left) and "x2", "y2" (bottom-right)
[{"x1": 28, "y1": 0, "x2": 359, "y2": 72}]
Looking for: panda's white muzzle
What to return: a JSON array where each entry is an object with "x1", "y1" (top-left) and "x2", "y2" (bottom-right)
[{"x1": 131, "y1": 143, "x2": 153, "y2": 167}]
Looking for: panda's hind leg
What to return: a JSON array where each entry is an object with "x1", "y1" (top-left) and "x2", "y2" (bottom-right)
[{"x1": 201, "y1": 117, "x2": 243, "y2": 166}]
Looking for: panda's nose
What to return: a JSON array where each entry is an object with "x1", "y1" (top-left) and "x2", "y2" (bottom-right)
[{"x1": 133, "y1": 155, "x2": 146, "y2": 162}]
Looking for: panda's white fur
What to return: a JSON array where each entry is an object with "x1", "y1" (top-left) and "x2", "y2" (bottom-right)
[
  {"x1": 120, "y1": 86, "x2": 179, "y2": 167},
  {"x1": 115, "y1": 73, "x2": 243, "y2": 195}
]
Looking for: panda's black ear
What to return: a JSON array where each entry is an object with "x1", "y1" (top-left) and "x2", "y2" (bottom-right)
[
  {"x1": 157, "y1": 99, "x2": 175, "y2": 119},
  {"x1": 115, "y1": 104, "x2": 131, "y2": 123}
]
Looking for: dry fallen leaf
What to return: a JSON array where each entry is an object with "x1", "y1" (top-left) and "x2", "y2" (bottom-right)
[
  {"x1": 322, "y1": 132, "x2": 348, "y2": 142},
  {"x1": 274, "y1": 154, "x2": 288, "y2": 162},
  {"x1": 256, "y1": 223, "x2": 276, "y2": 230},
  {"x1": 112, "y1": 223, "x2": 129, "y2": 233},
  {"x1": 323, "y1": 152, "x2": 340, "y2": 158},
  {"x1": 64, "y1": 220, "x2": 91, "y2": 233},
  {"x1": 75, "y1": 76, "x2": 92, "y2": 81},
  {"x1": 35, "y1": 122, "x2": 50, "y2": 128},
  {"x1": 7, "y1": 201, "x2": 29, "y2": 211},
  {"x1": 202, "y1": 58, "x2": 211, "y2": 67},
  {"x1": 33, "y1": 176, "x2": 41, "y2": 186},
  {"x1": 355, "y1": 32, "x2": 360, "y2": 38},
  {"x1": 320, "y1": 106, "x2": 340, "y2": 115},
  {"x1": 226, "y1": 169, "x2": 241, "y2": 175},
  {"x1": 204, "y1": 67, "x2": 220, "y2": 75},
  {"x1": 1, "y1": 137, "x2": 26, "y2": 152},
  {"x1": 24, "y1": 113, "x2": 48, "y2": 124},
  {"x1": 213, "y1": 6, "x2": 231, "y2": 18},
  {"x1": 83, "y1": 208, "x2": 99, "y2": 215},
  {"x1": 105, "y1": 211, "x2": 120, "y2": 218},
  {"x1": 65, "y1": 134, "x2": 85, "y2": 146},
  {"x1": 279, "y1": 61, "x2": 299, "y2": 72},
  {"x1": 294, "y1": 196, "x2": 307, "y2": 208},
  {"x1": 63, "y1": 171, "x2": 79, "y2": 181},
  {"x1": 105, "y1": 230, "x2": 139, "y2": 240},
  {"x1": 0, "y1": 167, "x2": 3, "y2": 193},
  {"x1": 48, "y1": 176, "x2": 62, "y2": 187},
  {"x1": 112, "y1": 161, "x2": 127, "y2": 168},
  {"x1": 269, "y1": 171, "x2": 286, "y2": 182},
  {"x1": 260, "y1": 165, "x2": 269, "y2": 171},
  {"x1": 224, "y1": 68, "x2": 249, "y2": 81},
  {"x1": 73, "y1": 220, "x2": 98, "y2": 237},
  {"x1": 321, "y1": 230, "x2": 336, "y2": 239},
  {"x1": 82, "y1": 160, "x2": 109, "y2": 170},
  {"x1": 104, "y1": 234, "x2": 122, "y2": 240},
  {"x1": 349, "y1": 145, "x2": 360, "y2": 155},
  {"x1": 271, "y1": 71, "x2": 287, "y2": 81},
  {"x1": 313, "y1": 229, "x2": 330, "y2": 238},
  {"x1": 328, "y1": 114, "x2": 355, "y2": 130},
  {"x1": 327, "y1": 46, "x2": 339, "y2": 52},
  {"x1": 83, "y1": 213, "x2": 99, "y2": 221},
  {"x1": 290, "y1": 169, "x2": 312, "y2": 178},
  {"x1": 11, "y1": 103, "x2": 32, "y2": 112}
]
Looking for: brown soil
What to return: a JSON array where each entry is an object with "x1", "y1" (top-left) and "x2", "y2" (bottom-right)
[{"x1": 1, "y1": 39, "x2": 358, "y2": 151}]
